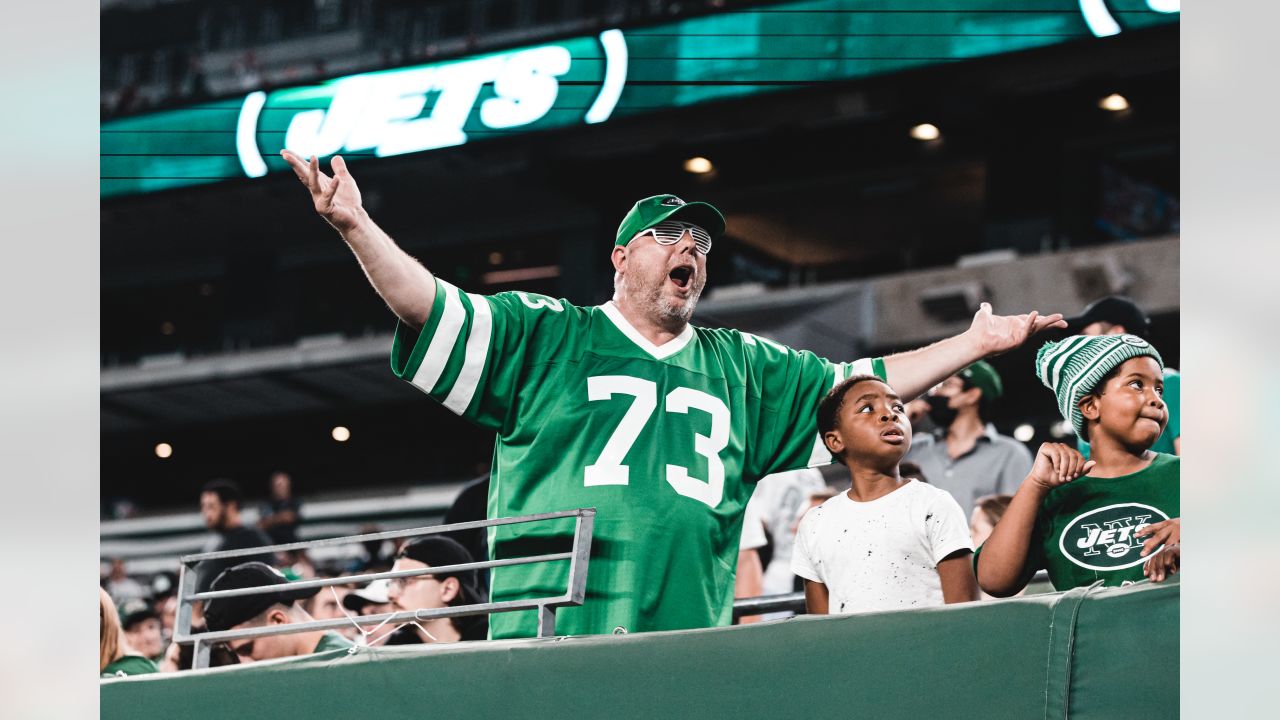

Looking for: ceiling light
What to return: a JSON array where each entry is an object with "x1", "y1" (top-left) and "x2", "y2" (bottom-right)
[
  {"x1": 683, "y1": 156, "x2": 713, "y2": 174},
  {"x1": 1098, "y1": 93, "x2": 1129, "y2": 112},
  {"x1": 331, "y1": 426, "x2": 351, "y2": 442},
  {"x1": 1013, "y1": 424, "x2": 1035, "y2": 443},
  {"x1": 910, "y1": 123, "x2": 940, "y2": 141},
  {"x1": 154, "y1": 442, "x2": 173, "y2": 459}
]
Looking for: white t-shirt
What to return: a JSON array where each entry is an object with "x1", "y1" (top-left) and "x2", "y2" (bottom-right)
[{"x1": 791, "y1": 480, "x2": 973, "y2": 615}]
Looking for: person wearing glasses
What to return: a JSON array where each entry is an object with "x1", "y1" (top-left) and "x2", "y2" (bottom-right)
[
  {"x1": 281, "y1": 151, "x2": 1065, "y2": 640},
  {"x1": 385, "y1": 536, "x2": 488, "y2": 643}
]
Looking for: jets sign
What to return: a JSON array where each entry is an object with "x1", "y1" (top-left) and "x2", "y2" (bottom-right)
[{"x1": 234, "y1": 30, "x2": 628, "y2": 177}]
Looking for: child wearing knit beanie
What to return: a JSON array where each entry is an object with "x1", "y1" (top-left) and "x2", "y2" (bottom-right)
[{"x1": 974, "y1": 334, "x2": 1180, "y2": 596}]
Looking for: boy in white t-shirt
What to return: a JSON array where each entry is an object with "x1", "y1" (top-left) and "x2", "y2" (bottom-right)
[{"x1": 792, "y1": 375, "x2": 979, "y2": 615}]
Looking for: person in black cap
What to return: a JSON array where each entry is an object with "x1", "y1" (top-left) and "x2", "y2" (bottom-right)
[
  {"x1": 385, "y1": 536, "x2": 487, "y2": 643},
  {"x1": 203, "y1": 562, "x2": 353, "y2": 662},
  {"x1": 1065, "y1": 295, "x2": 1180, "y2": 455},
  {"x1": 119, "y1": 598, "x2": 164, "y2": 661},
  {"x1": 281, "y1": 151, "x2": 1065, "y2": 640}
]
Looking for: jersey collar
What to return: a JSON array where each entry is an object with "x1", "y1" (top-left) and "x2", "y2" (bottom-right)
[{"x1": 600, "y1": 301, "x2": 695, "y2": 360}]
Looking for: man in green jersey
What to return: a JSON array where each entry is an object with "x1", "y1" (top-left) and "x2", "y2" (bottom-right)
[{"x1": 281, "y1": 150, "x2": 1066, "y2": 639}]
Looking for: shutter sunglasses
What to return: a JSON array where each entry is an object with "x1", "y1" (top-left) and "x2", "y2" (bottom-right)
[{"x1": 640, "y1": 221, "x2": 713, "y2": 254}]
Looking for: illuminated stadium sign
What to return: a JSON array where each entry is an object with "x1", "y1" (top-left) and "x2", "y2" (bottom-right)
[{"x1": 101, "y1": 0, "x2": 1178, "y2": 198}]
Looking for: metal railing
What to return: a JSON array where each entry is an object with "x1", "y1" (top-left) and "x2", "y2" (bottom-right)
[{"x1": 175, "y1": 508, "x2": 595, "y2": 669}]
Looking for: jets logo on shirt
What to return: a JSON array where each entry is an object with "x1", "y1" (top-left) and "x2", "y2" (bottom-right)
[
  {"x1": 1058, "y1": 503, "x2": 1169, "y2": 571},
  {"x1": 661, "y1": 196, "x2": 685, "y2": 206}
]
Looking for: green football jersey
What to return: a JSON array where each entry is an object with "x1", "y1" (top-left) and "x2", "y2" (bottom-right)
[
  {"x1": 977, "y1": 453, "x2": 1180, "y2": 592},
  {"x1": 391, "y1": 278, "x2": 885, "y2": 639}
]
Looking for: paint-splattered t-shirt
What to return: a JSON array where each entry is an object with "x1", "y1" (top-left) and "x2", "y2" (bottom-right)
[{"x1": 791, "y1": 480, "x2": 972, "y2": 615}]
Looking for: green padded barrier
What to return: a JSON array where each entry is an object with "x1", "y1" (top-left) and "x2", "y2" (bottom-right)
[{"x1": 102, "y1": 580, "x2": 1178, "y2": 719}]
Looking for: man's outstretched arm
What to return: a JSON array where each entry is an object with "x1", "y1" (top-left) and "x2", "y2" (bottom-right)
[
  {"x1": 881, "y1": 303, "x2": 1066, "y2": 399},
  {"x1": 282, "y1": 151, "x2": 436, "y2": 329}
]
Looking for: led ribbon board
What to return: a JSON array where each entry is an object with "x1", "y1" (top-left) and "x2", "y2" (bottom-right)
[{"x1": 101, "y1": 0, "x2": 1178, "y2": 198}]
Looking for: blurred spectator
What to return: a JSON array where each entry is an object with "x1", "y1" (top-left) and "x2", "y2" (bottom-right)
[
  {"x1": 904, "y1": 397, "x2": 934, "y2": 433},
  {"x1": 104, "y1": 558, "x2": 147, "y2": 606},
  {"x1": 734, "y1": 499, "x2": 767, "y2": 624},
  {"x1": 258, "y1": 471, "x2": 302, "y2": 545},
  {"x1": 120, "y1": 599, "x2": 165, "y2": 661},
  {"x1": 904, "y1": 361, "x2": 1033, "y2": 517},
  {"x1": 196, "y1": 479, "x2": 274, "y2": 593},
  {"x1": 350, "y1": 523, "x2": 397, "y2": 572},
  {"x1": 744, "y1": 469, "x2": 827, "y2": 614},
  {"x1": 969, "y1": 493, "x2": 1015, "y2": 601},
  {"x1": 899, "y1": 462, "x2": 929, "y2": 484},
  {"x1": 157, "y1": 594, "x2": 179, "y2": 646},
  {"x1": 277, "y1": 549, "x2": 317, "y2": 580},
  {"x1": 342, "y1": 579, "x2": 394, "y2": 619},
  {"x1": 386, "y1": 536, "x2": 488, "y2": 643},
  {"x1": 969, "y1": 494, "x2": 1012, "y2": 548},
  {"x1": 149, "y1": 570, "x2": 177, "y2": 601},
  {"x1": 159, "y1": 626, "x2": 241, "y2": 672},
  {"x1": 101, "y1": 588, "x2": 159, "y2": 679},
  {"x1": 1065, "y1": 296, "x2": 1180, "y2": 456},
  {"x1": 204, "y1": 562, "x2": 353, "y2": 661},
  {"x1": 303, "y1": 579, "x2": 357, "y2": 639}
]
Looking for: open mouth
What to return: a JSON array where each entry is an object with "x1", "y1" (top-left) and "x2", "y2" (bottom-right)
[
  {"x1": 881, "y1": 427, "x2": 906, "y2": 443},
  {"x1": 669, "y1": 266, "x2": 693, "y2": 290}
]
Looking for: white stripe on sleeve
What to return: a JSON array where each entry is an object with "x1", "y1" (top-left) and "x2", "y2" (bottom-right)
[
  {"x1": 442, "y1": 293, "x2": 494, "y2": 415},
  {"x1": 806, "y1": 361, "x2": 845, "y2": 467},
  {"x1": 411, "y1": 280, "x2": 466, "y2": 395}
]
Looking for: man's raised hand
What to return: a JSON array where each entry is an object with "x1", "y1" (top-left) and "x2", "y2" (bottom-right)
[
  {"x1": 967, "y1": 302, "x2": 1067, "y2": 358},
  {"x1": 281, "y1": 150, "x2": 365, "y2": 234}
]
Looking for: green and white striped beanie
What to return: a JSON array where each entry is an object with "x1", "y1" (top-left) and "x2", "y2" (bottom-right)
[{"x1": 1035, "y1": 334, "x2": 1164, "y2": 440}]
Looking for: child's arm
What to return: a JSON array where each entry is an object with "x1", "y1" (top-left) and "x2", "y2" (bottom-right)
[
  {"x1": 976, "y1": 443, "x2": 1095, "y2": 597},
  {"x1": 804, "y1": 580, "x2": 830, "y2": 615},
  {"x1": 937, "y1": 550, "x2": 980, "y2": 604}
]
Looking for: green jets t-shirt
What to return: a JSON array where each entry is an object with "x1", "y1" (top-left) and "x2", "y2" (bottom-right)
[
  {"x1": 391, "y1": 279, "x2": 884, "y2": 639},
  {"x1": 101, "y1": 654, "x2": 159, "y2": 679},
  {"x1": 984, "y1": 453, "x2": 1179, "y2": 591},
  {"x1": 1079, "y1": 369, "x2": 1180, "y2": 457}
]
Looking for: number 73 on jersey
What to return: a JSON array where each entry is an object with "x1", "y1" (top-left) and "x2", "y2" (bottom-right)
[{"x1": 583, "y1": 375, "x2": 730, "y2": 509}]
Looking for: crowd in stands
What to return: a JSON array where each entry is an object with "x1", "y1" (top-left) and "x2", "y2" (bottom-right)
[{"x1": 101, "y1": 295, "x2": 1179, "y2": 679}]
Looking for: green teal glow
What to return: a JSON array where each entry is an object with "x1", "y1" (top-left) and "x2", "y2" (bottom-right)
[{"x1": 101, "y1": 0, "x2": 1177, "y2": 198}]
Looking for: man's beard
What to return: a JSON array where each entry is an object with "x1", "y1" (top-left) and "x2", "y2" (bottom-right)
[{"x1": 629, "y1": 265, "x2": 705, "y2": 329}]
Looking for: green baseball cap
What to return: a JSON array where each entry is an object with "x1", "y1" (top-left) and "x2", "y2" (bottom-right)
[
  {"x1": 614, "y1": 194, "x2": 726, "y2": 247},
  {"x1": 959, "y1": 360, "x2": 1003, "y2": 400}
]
